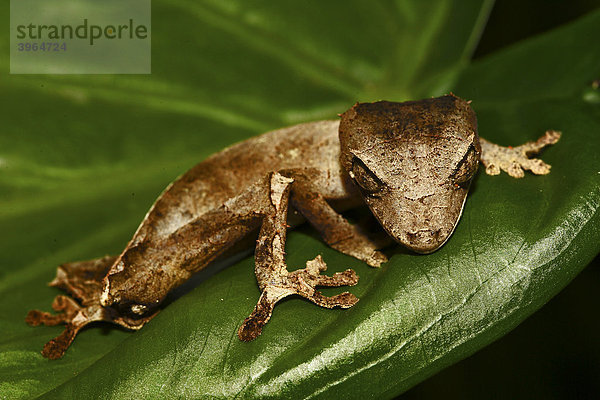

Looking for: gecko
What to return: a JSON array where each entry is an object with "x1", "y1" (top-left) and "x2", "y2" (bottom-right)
[{"x1": 26, "y1": 94, "x2": 561, "y2": 359}]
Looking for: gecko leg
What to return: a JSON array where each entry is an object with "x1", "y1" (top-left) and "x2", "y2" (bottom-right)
[
  {"x1": 238, "y1": 172, "x2": 359, "y2": 341},
  {"x1": 283, "y1": 168, "x2": 387, "y2": 267},
  {"x1": 26, "y1": 256, "x2": 156, "y2": 359},
  {"x1": 480, "y1": 130, "x2": 561, "y2": 178}
]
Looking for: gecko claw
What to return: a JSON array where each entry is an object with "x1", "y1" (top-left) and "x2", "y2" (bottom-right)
[{"x1": 237, "y1": 317, "x2": 262, "y2": 342}]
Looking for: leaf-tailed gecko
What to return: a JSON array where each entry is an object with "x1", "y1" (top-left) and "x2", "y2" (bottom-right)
[{"x1": 26, "y1": 94, "x2": 560, "y2": 359}]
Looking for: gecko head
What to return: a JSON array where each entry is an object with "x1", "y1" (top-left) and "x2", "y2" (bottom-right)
[
  {"x1": 100, "y1": 243, "x2": 168, "y2": 316},
  {"x1": 339, "y1": 95, "x2": 480, "y2": 253}
]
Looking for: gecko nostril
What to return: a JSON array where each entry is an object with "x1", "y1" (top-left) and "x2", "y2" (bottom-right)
[
  {"x1": 403, "y1": 228, "x2": 448, "y2": 254},
  {"x1": 407, "y1": 228, "x2": 444, "y2": 243},
  {"x1": 408, "y1": 230, "x2": 429, "y2": 241}
]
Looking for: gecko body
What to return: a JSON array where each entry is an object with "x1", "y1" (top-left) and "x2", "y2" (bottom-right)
[{"x1": 26, "y1": 94, "x2": 560, "y2": 358}]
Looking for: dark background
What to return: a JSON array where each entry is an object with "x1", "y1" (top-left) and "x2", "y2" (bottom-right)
[{"x1": 403, "y1": 1, "x2": 600, "y2": 398}]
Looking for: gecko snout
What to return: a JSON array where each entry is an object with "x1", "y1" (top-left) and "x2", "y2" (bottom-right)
[
  {"x1": 365, "y1": 190, "x2": 463, "y2": 254},
  {"x1": 402, "y1": 228, "x2": 448, "y2": 254}
]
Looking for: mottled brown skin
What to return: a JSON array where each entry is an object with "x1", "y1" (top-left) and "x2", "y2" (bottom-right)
[
  {"x1": 340, "y1": 96, "x2": 482, "y2": 253},
  {"x1": 27, "y1": 94, "x2": 560, "y2": 358}
]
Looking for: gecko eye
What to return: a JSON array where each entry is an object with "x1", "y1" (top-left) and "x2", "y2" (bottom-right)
[
  {"x1": 351, "y1": 157, "x2": 384, "y2": 195},
  {"x1": 451, "y1": 145, "x2": 479, "y2": 185}
]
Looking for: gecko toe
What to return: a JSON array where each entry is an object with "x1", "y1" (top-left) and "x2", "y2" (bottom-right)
[
  {"x1": 41, "y1": 325, "x2": 78, "y2": 360},
  {"x1": 307, "y1": 291, "x2": 359, "y2": 309},
  {"x1": 26, "y1": 309, "x2": 67, "y2": 327},
  {"x1": 507, "y1": 163, "x2": 525, "y2": 178},
  {"x1": 366, "y1": 250, "x2": 387, "y2": 267},
  {"x1": 237, "y1": 318, "x2": 263, "y2": 342},
  {"x1": 525, "y1": 158, "x2": 551, "y2": 175},
  {"x1": 484, "y1": 164, "x2": 501, "y2": 176},
  {"x1": 25, "y1": 310, "x2": 46, "y2": 326}
]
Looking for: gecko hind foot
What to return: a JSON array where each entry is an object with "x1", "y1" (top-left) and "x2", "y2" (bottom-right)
[
  {"x1": 237, "y1": 255, "x2": 359, "y2": 342},
  {"x1": 26, "y1": 295, "x2": 91, "y2": 359},
  {"x1": 26, "y1": 256, "x2": 158, "y2": 359}
]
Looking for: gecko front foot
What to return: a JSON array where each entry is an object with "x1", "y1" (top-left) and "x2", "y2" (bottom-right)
[
  {"x1": 480, "y1": 130, "x2": 561, "y2": 178},
  {"x1": 238, "y1": 173, "x2": 361, "y2": 341},
  {"x1": 238, "y1": 255, "x2": 359, "y2": 341}
]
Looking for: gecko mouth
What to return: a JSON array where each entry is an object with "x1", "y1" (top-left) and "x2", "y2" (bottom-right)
[
  {"x1": 397, "y1": 192, "x2": 468, "y2": 254},
  {"x1": 367, "y1": 201, "x2": 462, "y2": 254},
  {"x1": 402, "y1": 229, "x2": 445, "y2": 254}
]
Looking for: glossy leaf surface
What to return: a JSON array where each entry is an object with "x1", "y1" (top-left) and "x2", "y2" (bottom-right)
[{"x1": 0, "y1": 1, "x2": 599, "y2": 399}]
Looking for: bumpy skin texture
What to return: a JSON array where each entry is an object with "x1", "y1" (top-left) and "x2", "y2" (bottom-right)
[
  {"x1": 339, "y1": 95, "x2": 481, "y2": 253},
  {"x1": 26, "y1": 95, "x2": 560, "y2": 358}
]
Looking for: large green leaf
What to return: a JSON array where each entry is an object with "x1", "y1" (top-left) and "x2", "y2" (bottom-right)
[{"x1": 1, "y1": 1, "x2": 599, "y2": 398}]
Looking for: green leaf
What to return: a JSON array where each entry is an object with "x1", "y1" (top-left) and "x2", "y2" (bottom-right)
[{"x1": 1, "y1": 1, "x2": 599, "y2": 399}]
